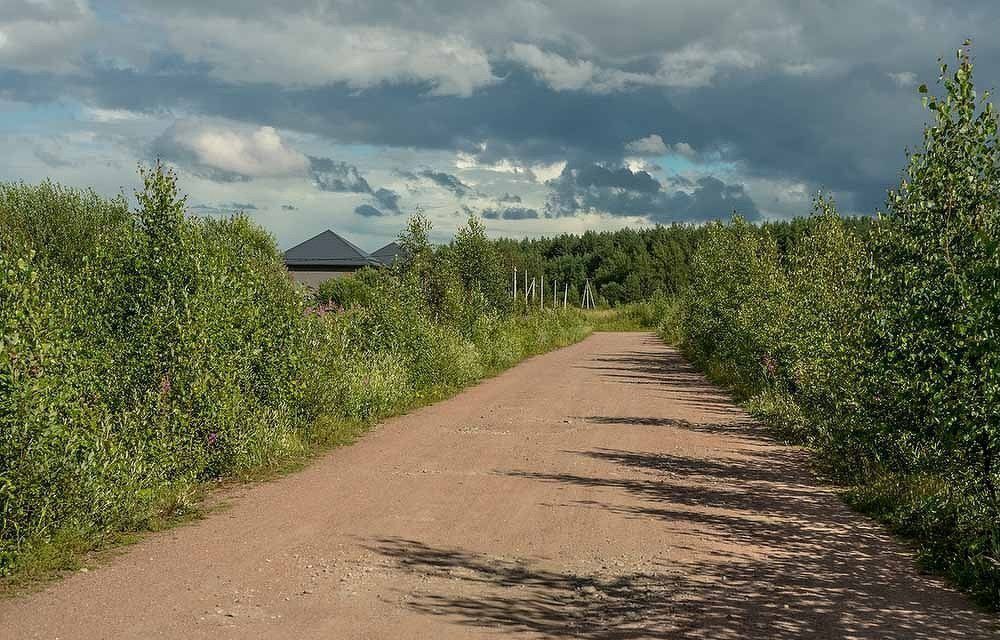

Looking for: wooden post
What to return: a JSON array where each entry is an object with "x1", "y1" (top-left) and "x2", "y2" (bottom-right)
[
  {"x1": 524, "y1": 270, "x2": 528, "y2": 303},
  {"x1": 582, "y1": 279, "x2": 595, "y2": 310},
  {"x1": 540, "y1": 275, "x2": 544, "y2": 310},
  {"x1": 563, "y1": 283, "x2": 568, "y2": 308},
  {"x1": 513, "y1": 266, "x2": 517, "y2": 300}
]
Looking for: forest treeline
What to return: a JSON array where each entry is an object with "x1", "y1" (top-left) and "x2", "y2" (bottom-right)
[
  {"x1": 0, "y1": 172, "x2": 588, "y2": 579},
  {"x1": 494, "y1": 217, "x2": 873, "y2": 307}
]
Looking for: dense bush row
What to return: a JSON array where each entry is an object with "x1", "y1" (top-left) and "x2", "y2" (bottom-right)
[
  {"x1": 0, "y1": 168, "x2": 589, "y2": 577},
  {"x1": 676, "y1": 51, "x2": 1000, "y2": 606},
  {"x1": 496, "y1": 206, "x2": 874, "y2": 308},
  {"x1": 497, "y1": 226, "x2": 705, "y2": 307},
  {"x1": 584, "y1": 294, "x2": 681, "y2": 335}
]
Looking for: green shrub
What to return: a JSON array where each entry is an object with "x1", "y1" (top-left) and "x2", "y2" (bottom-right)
[
  {"x1": 669, "y1": 47, "x2": 1000, "y2": 607},
  {"x1": 873, "y1": 48, "x2": 1000, "y2": 499},
  {"x1": 316, "y1": 270, "x2": 378, "y2": 309},
  {"x1": 682, "y1": 216, "x2": 789, "y2": 391},
  {"x1": 585, "y1": 293, "x2": 680, "y2": 333},
  {"x1": 0, "y1": 166, "x2": 591, "y2": 579}
]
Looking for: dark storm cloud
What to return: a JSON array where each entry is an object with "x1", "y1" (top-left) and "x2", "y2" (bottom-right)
[
  {"x1": 354, "y1": 203, "x2": 385, "y2": 217},
  {"x1": 667, "y1": 176, "x2": 760, "y2": 222},
  {"x1": 48, "y1": 59, "x2": 930, "y2": 214},
  {"x1": 189, "y1": 204, "x2": 224, "y2": 214},
  {"x1": 5, "y1": 2, "x2": 1000, "y2": 219},
  {"x1": 481, "y1": 206, "x2": 539, "y2": 220},
  {"x1": 308, "y1": 158, "x2": 405, "y2": 213},
  {"x1": 498, "y1": 193, "x2": 522, "y2": 203},
  {"x1": 418, "y1": 169, "x2": 472, "y2": 197},
  {"x1": 373, "y1": 187, "x2": 401, "y2": 212},
  {"x1": 547, "y1": 163, "x2": 759, "y2": 223},
  {"x1": 663, "y1": 174, "x2": 695, "y2": 188},
  {"x1": 188, "y1": 201, "x2": 258, "y2": 214},
  {"x1": 309, "y1": 156, "x2": 372, "y2": 193},
  {"x1": 573, "y1": 163, "x2": 660, "y2": 193}
]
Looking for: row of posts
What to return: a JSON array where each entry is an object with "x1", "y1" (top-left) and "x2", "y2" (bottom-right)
[{"x1": 512, "y1": 267, "x2": 596, "y2": 310}]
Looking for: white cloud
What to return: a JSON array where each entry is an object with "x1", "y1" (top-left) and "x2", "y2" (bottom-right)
[
  {"x1": 0, "y1": 0, "x2": 96, "y2": 72},
  {"x1": 455, "y1": 150, "x2": 565, "y2": 183},
  {"x1": 656, "y1": 44, "x2": 761, "y2": 87},
  {"x1": 888, "y1": 71, "x2": 917, "y2": 88},
  {"x1": 508, "y1": 42, "x2": 654, "y2": 93},
  {"x1": 160, "y1": 120, "x2": 310, "y2": 178},
  {"x1": 509, "y1": 42, "x2": 760, "y2": 93},
  {"x1": 625, "y1": 135, "x2": 698, "y2": 161},
  {"x1": 84, "y1": 107, "x2": 146, "y2": 123},
  {"x1": 624, "y1": 158, "x2": 660, "y2": 174},
  {"x1": 164, "y1": 16, "x2": 495, "y2": 96},
  {"x1": 456, "y1": 151, "x2": 519, "y2": 174},
  {"x1": 742, "y1": 175, "x2": 816, "y2": 219},
  {"x1": 671, "y1": 142, "x2": 697, "y2": 159},
  {"x1": 625, "y1": 134, "x2": 668, "y2": 155},
  {"x1": 507, "y1": 43, "x2": 600, "y2": 91},
  {"x1": 781, "y1": 62, "x2": 818, "y2": 76},
  {"x1": 531, "y1": 160, "x2": 567, "y2": 183}
]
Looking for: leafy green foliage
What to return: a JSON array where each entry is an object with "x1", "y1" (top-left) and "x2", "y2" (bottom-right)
[
  {"x1": 585, "y1": 294, "x2": 680, "y2": 334},
  {"x1": 673, "y1": 47, "x2": 1000, "y2": 606},
  {"x1": 874, "y1": 47, "x2": 1000, "y2": 496},
  {"x1": 0, "y1": 169, "x2": 590, "y2": 579},
  {"x1": 495, "y1": 218, "x2": 873, "y2": 309},
  {"x1": 316, "y1": 268, "x2": 379, "y2": 309},
  {"x1": 497, "y1": 225, "x2": 707, "y2": 307}
]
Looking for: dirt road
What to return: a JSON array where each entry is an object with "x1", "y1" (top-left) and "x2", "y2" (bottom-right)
[{"x1": 2, "y1": 332, "x2": 996, "y2": 639}]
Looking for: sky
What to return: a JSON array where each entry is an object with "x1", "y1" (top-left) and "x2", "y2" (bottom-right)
[{"x1": 1, "y1": 1, "x2": 998, "y2": 250}]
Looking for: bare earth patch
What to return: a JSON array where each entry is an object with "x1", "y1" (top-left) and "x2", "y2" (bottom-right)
[{"x1": 2, "y1": 332, "x2": 995, "y2": 638}]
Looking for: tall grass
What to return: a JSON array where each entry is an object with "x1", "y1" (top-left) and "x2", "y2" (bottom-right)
[
  {"x1": 585, "y1": 295, "x2": 682, "y2": 338},
  {"x1": 0, "y1": 167, "x2": 590, "y2": 581}
]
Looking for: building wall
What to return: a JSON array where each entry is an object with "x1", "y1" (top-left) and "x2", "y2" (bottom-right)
[{"x1": 287, "y1": 266, "x2": 357, "y2": 289}]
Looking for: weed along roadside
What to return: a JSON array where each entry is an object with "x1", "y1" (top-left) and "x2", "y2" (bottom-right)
[{"x1": 0, "y1": 171, "x2": 591, "y2": 589}]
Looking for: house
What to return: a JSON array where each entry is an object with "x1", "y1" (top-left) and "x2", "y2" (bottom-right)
[
  {"x1": 371, "y1": 241, "x2": 403, "y2": 266},
  {"x1": 283, "y1": 229, "x2": 383, "y2": 288}
]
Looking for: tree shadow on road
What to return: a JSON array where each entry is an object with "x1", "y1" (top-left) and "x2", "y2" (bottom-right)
[
  {"x1": 368, "y1": 443, "x2": 997, "y2": 638},
  {"x1": 576, "y1": 348, "x2": 743, "y2": 417},
  {"x1": 578, "y1": 415, "x2": 764, "y2": 440},
  {"x1": 369, "y1": 530, "x2": 996, "y2": 639},
  {"x1": 365, "y1": 340, "x2": 997, "y2": 638}
]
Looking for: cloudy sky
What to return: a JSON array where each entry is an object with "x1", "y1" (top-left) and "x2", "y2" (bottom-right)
[{"x1": 2, "y1": 1, "x2": 998, "y2": 249}]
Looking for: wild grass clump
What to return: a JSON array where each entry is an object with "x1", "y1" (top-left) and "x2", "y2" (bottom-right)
[
  {"x1": 0, "y1": 169, "x2": 590, "y2": 582},
  {"x1": 585, "y1": 294, "x2": 680, "y2": 336},
  {"x1": 672, "y1": 46, "x2": 1000, "y2": 607}
]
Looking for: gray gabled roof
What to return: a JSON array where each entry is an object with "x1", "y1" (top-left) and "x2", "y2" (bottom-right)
[
  {"x1": 284, "y1": 230, "x2": 381, "y2": 268},
  {"x1": 371, "y1": 241, "x2": 402, "y2": 266}
]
